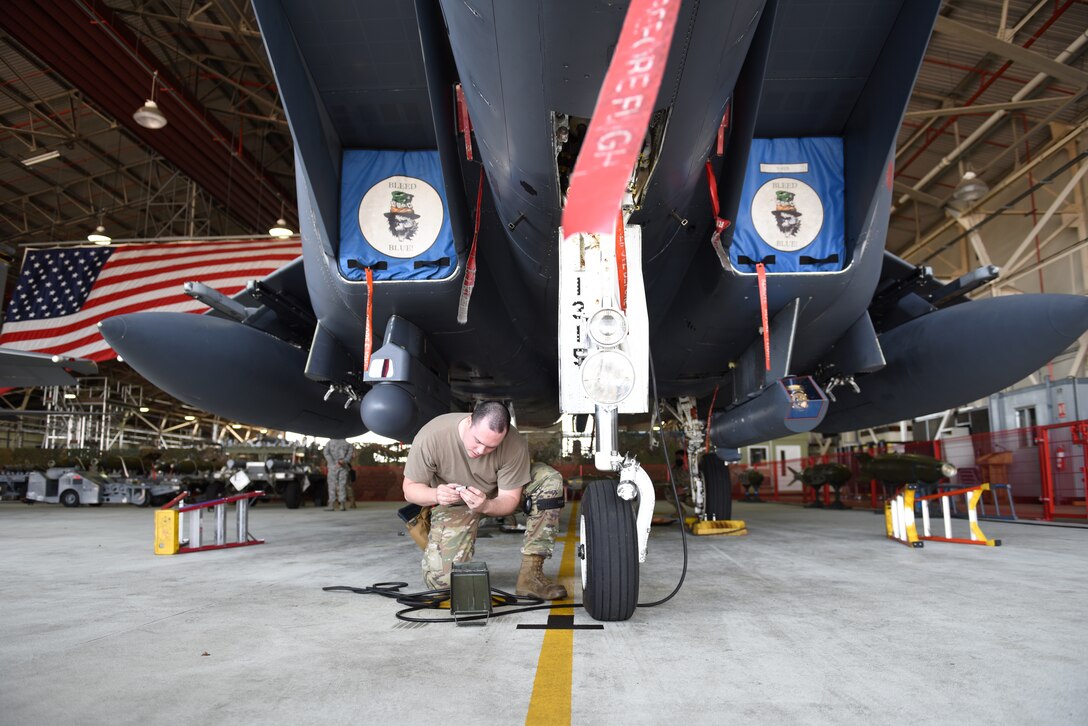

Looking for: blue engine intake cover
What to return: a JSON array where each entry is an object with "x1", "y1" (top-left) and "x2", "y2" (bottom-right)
[
  {"x1": 339, "y1": 150, "x2": 456, "y2": 280},
  {"x1": 731, "y1": 137, "x2": 845, "y2": 273}
]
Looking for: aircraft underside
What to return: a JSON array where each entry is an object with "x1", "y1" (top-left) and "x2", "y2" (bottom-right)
[{"x1": 101, "y1": 0, "x2": 1088, "y2": 621}]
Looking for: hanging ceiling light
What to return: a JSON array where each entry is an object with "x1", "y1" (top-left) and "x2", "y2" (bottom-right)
[
  {"x1": 268, "y1": 218, "x2": 293, "y2": 238},
  {"x1": 133, "y1": 70, "x2": 168, "y2": 130},
  {"x1": 21, "y1": 149, "x2": 61, "y2": 167},
  {"x1": 951, "y1": 169, "x2": 989, "y2": 206},
  {"x1": 87, "y1": 224, "x2": 112, "y2": 245},
  {"x1": 269, "y1": 199, "x2": 294, "y2": 238}
]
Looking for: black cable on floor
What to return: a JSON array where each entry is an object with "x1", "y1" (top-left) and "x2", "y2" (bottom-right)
[
  {"x1": 637, "y1": 353, "x2": 689, "y2": 608},
  {"x1": 322, "y1": 583, "x2": 583, "y2": 622}
]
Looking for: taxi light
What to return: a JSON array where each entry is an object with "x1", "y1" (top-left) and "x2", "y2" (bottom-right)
[{"x1": 587, "y1": 308, "x2": 627, "y2": 348}]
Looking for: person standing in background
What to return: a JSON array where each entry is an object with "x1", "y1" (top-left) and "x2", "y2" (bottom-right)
[{"x1": 323, "y1": 438, "x2": 354, "y2": 511}]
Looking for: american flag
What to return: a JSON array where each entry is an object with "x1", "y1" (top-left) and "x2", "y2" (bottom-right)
[{"x1": 0, "y1": 239, "x2": 302, "y2": 362}]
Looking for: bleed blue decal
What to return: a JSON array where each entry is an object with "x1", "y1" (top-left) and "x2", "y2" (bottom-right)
[
  {"x1": 731, "y1": 137, "x2": 845, "y2": 273},
  {"x1": 339, "y1": 150, "x2": 456, "y2": 280}
]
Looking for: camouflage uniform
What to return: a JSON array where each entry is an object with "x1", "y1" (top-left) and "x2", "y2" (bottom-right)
[
  {"x1": 323, "y1": 438, "x2": 354, "y2": 509},
  {"x1": 422, "y1": 461, "x2": 565, "y2": 589}
]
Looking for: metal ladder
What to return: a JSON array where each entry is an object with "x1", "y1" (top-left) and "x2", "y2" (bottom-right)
[
  {"x1": 885, "y1": 483, "x2": 1001, "y2": 548},
  {"x1": 155, "y1": 490, "x2": 265, "y2": 555}
]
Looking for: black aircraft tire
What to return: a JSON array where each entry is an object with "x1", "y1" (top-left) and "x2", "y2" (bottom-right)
[
  {"x1": 131, "y1": 489, "x2": 149, "y2": 507},
  {"x1": 579, "y1": 481, "x2": 638, "y2": 622},
  {"x1": 60, "y1": 489, "x2": 80, "y2": 508},
  {"x1": 283, "y1": 480, "x2": 302, "y2": 509},
  {"x1": 702, "y1": 455, "x2": 734, "y2": 520}
]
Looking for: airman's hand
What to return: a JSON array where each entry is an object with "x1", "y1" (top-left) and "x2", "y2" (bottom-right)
[
  {"x1": 435, "y1": 483, "x2": 464, "y2": 506},
  {"x1": 459, "y1": 486, "x2": 487, "y2": 512}
]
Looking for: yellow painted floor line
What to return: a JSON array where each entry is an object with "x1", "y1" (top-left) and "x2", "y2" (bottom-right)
[{"x1": 524, "y1": 501, "x2": 579, "y2": 726}]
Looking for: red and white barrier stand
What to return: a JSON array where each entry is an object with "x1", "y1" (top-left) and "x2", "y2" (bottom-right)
[{"x1": 155, "y1": 490, "x2": 265, "y2": 555}]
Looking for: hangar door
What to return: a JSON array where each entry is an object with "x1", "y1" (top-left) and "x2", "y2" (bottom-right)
[{"x1": 775, "y1": 444, "x2": 802, "y2": 492}]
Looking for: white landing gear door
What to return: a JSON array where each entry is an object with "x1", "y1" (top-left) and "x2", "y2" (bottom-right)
[{"x1": 557, "y1": 226, "x2": 649, "y2": 421}]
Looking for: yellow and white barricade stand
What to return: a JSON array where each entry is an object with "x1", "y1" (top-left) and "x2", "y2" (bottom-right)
[
  {"x1": 885, "y1": 483, "x2": 1001, "y2": 548},
  {"x1": 885, "y1": 484, "x2": 924, "y2": 548},
  {"x1": 917, "y1": 483, "x2": 1001, "y2": 547}
]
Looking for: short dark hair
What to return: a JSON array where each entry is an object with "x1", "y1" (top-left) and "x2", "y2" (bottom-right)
[{"x1": 471, "y1": 400, "x2": 510, "y2": 434}]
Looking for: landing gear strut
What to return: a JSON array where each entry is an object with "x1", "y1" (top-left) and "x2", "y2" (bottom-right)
[{"x1": 673, "y1": 396, "x2": 709, "y2": 519}]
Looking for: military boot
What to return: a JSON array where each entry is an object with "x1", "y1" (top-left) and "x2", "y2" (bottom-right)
[
  {"x1": 516, "y1": 554, "x2": 567, "y2": 600},
  {"x1": 325, "y1": 501, "x2": 338, "y2": 511}
]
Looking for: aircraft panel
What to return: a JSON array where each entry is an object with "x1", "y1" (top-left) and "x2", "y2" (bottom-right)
[
  {"x1": 756, "y1": 0, "x2": 906, "y2": 137},
  {"x1": 763, "y1": 0, "x2": 902, "y2": 79},
  {"x1": 280, "y1": 0, "x2": 435, "y2": 149}
]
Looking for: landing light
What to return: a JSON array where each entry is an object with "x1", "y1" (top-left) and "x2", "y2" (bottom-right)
[{"x1": 581, "y1": 350, "x2": 635, "y2": 406}]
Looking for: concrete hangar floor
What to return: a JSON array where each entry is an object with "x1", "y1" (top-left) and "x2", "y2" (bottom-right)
[{"x1": 1, "y1": 500, "x2": 1086, "y2": 725}]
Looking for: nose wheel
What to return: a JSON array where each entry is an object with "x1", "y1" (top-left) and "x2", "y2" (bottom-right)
[{"x1": 577, "y1": 481, "x2": 639, "y2": 621}]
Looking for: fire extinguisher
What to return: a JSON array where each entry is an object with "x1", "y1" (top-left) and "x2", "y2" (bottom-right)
[{"x1": 1056, "y1": 446, "x2": 1066, "y2": 472}]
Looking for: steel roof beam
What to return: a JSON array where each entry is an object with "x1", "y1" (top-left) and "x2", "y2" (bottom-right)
[
  {"x1": 892, "y1": 182, "x2": 945, "y2": 208},
  {"x1": 904, "y1": 95, "x2": 1078, "y2": 119},
  {"x1": 933, "y1": 16, "x2": 1088, "y2": 89}
]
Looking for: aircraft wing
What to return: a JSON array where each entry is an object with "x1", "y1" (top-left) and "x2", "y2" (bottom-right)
[{"x1": 0, "y1": 347, "x2": 97, "y2": 388}]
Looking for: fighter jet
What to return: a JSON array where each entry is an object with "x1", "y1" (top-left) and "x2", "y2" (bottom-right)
[{"x1": 100, "y1": 0, "x2": 1088, "y2": 620}]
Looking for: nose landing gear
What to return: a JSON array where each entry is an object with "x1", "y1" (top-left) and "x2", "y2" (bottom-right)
[{"x1": 578, "y1": 480, "x2": 639, "y2": 621}]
